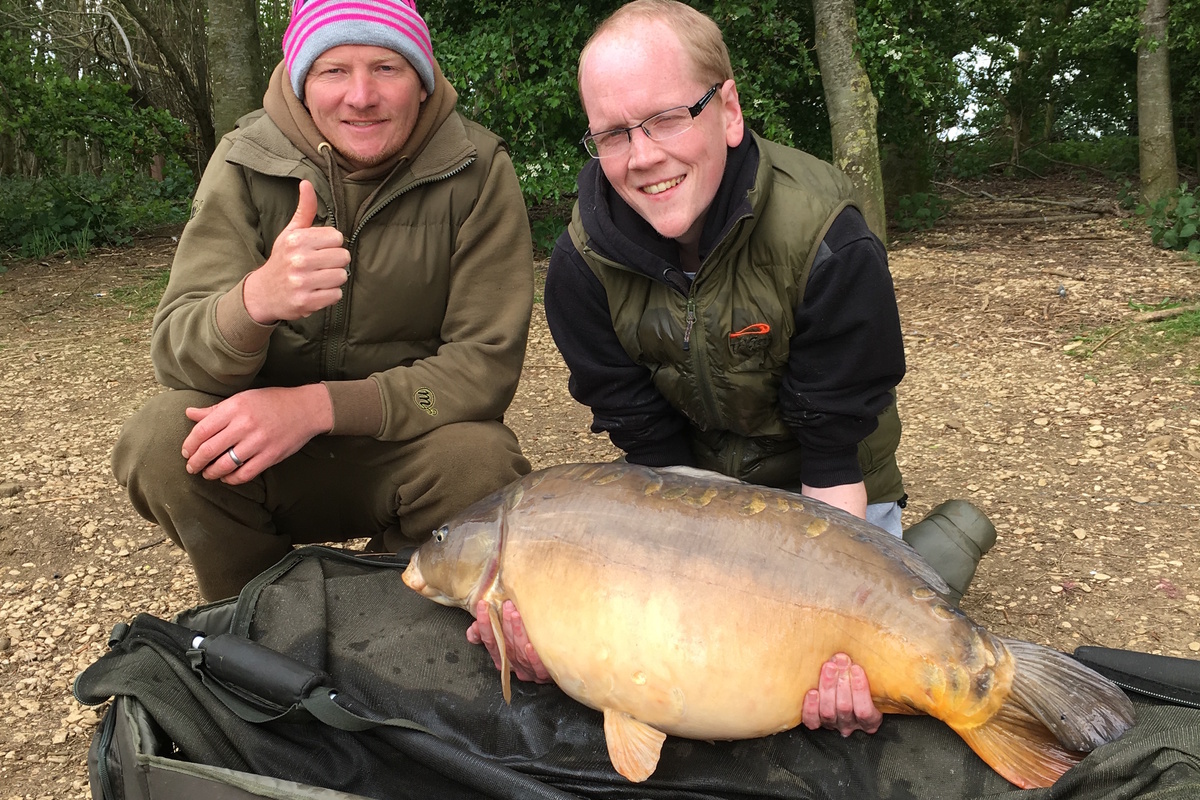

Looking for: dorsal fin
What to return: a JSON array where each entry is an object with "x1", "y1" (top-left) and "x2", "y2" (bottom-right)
[{"x1": 658, "y1": 465, "x2": 745, "y2": 484}]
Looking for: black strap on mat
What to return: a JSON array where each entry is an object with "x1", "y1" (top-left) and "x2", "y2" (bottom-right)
[
  {"x1": 186, "y1": 626, "x2": 431, "y2": 733},
  {"x1": 1074, "y1": 646, "x2": 1200, "y2": 709}
]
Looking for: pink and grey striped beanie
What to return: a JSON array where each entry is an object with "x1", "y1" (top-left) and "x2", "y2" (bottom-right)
[{"x1": 283, "y1": 0, "x2": 435, "y2": 101}]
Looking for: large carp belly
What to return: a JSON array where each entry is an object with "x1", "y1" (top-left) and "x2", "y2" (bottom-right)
[
  {"x1": 502, "y1": 541, "x2": 827, "y2": 738},
  {"x1": 495, "y1": 465, "x2": 1012, "y2": 740}
]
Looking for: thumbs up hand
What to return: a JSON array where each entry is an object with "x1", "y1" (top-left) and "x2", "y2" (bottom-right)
[{"x1": 243, "y1": 180, "x2": 350, "y2": 323}]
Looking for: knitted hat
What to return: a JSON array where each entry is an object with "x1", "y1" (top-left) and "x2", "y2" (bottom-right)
[{"x1": 283, "y1": 0, "x2": 435, "y2": 101}]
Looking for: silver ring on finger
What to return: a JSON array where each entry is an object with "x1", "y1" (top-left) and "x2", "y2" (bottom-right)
[{"x1": 227, "y1": 447, "x2": 244, "y2": 468}]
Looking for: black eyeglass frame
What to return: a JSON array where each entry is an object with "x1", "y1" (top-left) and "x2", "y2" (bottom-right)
[{"x1": 580, "y1": 83, "x2": 723, "y2": 159}]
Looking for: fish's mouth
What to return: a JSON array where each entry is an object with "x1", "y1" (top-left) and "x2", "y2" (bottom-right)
[
  {"x1": 401, "y1": 556, "x2": 429, "y2": 594},
  {"x1": 401, "y1": 553, "x2": 465, "y2": 608}
]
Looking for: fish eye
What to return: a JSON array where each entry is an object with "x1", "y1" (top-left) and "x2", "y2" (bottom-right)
[{"x1": 432, "y1": 525, "x2": 448, "y2": 543}]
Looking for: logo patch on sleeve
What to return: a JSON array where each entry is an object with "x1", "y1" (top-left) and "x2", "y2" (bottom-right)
[{"x1": 413, "y1": 387, "x2": 437, "y2": 416}]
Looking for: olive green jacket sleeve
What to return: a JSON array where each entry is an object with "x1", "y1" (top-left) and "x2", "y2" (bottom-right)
[{"x1": 149, "y1": 130, "x2": 284, "y2": 394}]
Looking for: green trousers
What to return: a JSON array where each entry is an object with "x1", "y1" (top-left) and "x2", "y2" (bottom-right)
[{"x1": 111, "y1": 389, "x2": 530, "y2": 600}]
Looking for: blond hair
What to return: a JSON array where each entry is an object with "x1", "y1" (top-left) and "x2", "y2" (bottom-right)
[{"x1": 579, "y1": 0, "x2": 734, "y2": 94}]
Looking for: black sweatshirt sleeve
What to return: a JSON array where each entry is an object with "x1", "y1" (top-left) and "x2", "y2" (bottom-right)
[
  {"x1": 544, "y1": 230, "x2": 695, "y2": 467},
  {"x1": 779, "y1": 206, "x2": 905, "y2": 488}
]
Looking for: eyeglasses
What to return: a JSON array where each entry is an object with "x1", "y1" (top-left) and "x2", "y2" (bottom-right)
[{"x1": 580, "y1": 84, "x2": 722, "y2": 159}]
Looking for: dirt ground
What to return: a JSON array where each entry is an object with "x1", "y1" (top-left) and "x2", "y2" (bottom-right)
[{"x1": 1, "y1": 174, "x2": 1198, "y2": 799}]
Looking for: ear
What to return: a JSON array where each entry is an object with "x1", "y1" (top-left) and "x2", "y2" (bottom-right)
[{"x1": 720, "y1": 79, "x2": 745, "y2": 148}]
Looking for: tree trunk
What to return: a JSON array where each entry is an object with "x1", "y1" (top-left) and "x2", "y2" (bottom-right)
[
  {"x1": 208, "y1": 0, "x2": 265, "y2": 141},
  {"x1": 1137, "y1": 0, "x2": 1178, "y2": 205},
  {"x1": 1008, "y1": 44, "x2": 1033, "y2": 164},
  {"x1": 1193, "y1": 106, "x2": 1199, "y2": 176},
  {"x1": 0, "y1": 134, "x2": 14, "y2": 177},
  {"x1": 811, "y1": 0, "x2": 887, "y2": 244}
]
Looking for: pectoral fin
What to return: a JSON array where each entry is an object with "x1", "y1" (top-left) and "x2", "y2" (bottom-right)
[
  {"x1": 602, "y1": 708, "x2": 667, "y2": 783},
  {"x1": 486, "y1": 602, "x2": 512, "y2": 704}
]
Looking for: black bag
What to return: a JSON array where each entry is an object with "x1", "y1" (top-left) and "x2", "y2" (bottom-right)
[{"x1": 74, "y1": 546, "x2": 1200, "y2": 800}]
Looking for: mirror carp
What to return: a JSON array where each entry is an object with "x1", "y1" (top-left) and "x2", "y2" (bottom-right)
[{"x1": 402, "y1": 462, "x2": 1135, "y2": 787}]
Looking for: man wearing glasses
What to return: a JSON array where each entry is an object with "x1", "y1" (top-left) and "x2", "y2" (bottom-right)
[
  {"x1": 471, "y1": 0, "x2": 992, "y2": 736},
  {"x1": 552, "y1": 0, "x2": 905, "y2": 534}
]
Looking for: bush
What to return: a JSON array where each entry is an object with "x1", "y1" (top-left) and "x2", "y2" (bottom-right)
[
  {"x1": 893, "y1": 192, "x2": 951, "y2": 231},
  {"x1": 941, "y1": 135, "x2": 1140, "y2": 180},
  {"x1": 0, "y1": 168, "x2": 193, "y2": 257},
  {"x1": 0, "y1": 31, "x2": 195, "y2": 256},
  {"x1": 1138, "y1": 183, "x2": 1200, "y2": 255}
]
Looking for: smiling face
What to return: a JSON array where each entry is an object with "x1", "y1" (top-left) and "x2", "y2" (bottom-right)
[
  {"x1": 579, "y1": 21, "x2": 743, "y2": 248},
  {"x1": 304, "y1": 44, "x2": 428, "y2": 170}
]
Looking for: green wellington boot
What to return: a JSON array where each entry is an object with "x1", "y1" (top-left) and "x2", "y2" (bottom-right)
[{"x1": 901, "y1": 500, "x2": 997, "y2": 605}]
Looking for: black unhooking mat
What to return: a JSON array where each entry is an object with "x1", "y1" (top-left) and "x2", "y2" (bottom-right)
[{"x1": 74, "y1": 546, "x2": 1200, "y2": 800}]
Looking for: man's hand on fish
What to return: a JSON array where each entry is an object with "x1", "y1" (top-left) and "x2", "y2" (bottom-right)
[
  {"x1": 467, "y1": 599, "x2": 552, "y2": 683},
  {"x1": 801, "y1": 652, "x2": 883, "y2": 736}
]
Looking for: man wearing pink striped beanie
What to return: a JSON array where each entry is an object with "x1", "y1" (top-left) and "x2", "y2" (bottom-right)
[
  {"x1": 283, "y1": 0, "x2": 436, "y2": 100},
  {"x1": 112, "y1": 0, "x2": 535, "y2": 600}
]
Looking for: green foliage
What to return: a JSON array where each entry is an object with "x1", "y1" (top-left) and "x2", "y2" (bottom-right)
[
  {"x1": 422, "y1": 1, "x2": 602, "y2": 206},
  {"x1": 712, "y1": 0, "x2": 816, "y2": 148},
  {"x1": 942, "y1": 135, "x2": 1138, "y2": 180},
  {"x1": 893, "y1": 192, "x2": 950, "y2": 230},
  {"x1": 0, "y1": 31, "x2": 194, "y2": 253},
  {"x1": 529, "y1": 211, "x2": 570, "y2": 260},
  {"x1": 1117, "y1": 178, "x2": 1139, "y2": 210},
  {"x1": 942, "y1": 137, "x2": 1010, "y2": 179},
  {"x1": 1137, "y1": 183, "x2": 1200, "y2": 254},
  {"x1": 0, "y1": 34, "x2": 188, "y2": 173},
  {"x1": 1040, "y1": 136, "x2": 1139, "y2": 172},
  {"x1": 1151, "y1": 307, "x2": 1200, "y2": 343},
  {"x1": 0, "y1": 170, "x2": 193, "y2": 257}
]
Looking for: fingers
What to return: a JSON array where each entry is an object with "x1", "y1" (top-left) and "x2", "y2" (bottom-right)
[
  {"x1": 181, "y1": 404, "x2": 232, "y2": 475},
  {"x1": 287, "y1": 179, "x2": 318, "y2": 231},
  {"x1": 181, "y1": 402, "x2": 257, "y2": 482},
  {"x1": 466, "y1": 600, "x2": 551, "y2": 684},
  {"x1": 469, "y1": 601, "x2": 504, "y2": 672},
  {"x1": 818, "y1": 654, "x2": 847, "y2": 732},
  {"x1": 245, "y1": 181, "x2": 348, "y2": 323},
  {"x1": 801, "y1": 688, "x2": 822, "y2": 730},
  {"x1": 849, "y1": 664, "x2": 882, "y2": 734},
  {"x1": 502, "y1": 602, "x2": 551, "y2": 683},
  {"x1": 802, "y1": 653, "x2": 881, "y2": 737}
]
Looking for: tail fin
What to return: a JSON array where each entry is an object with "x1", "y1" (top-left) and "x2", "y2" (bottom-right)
[
  {"x1": 955, "y1": 638, "x2": 1136, "y2": 789},
  {"x1": 1004, "y1": 638, "x2": 1136, "y2": 751},
  {"x1": 957, "y1": 705, "x2": 1082, "y2": 789}
]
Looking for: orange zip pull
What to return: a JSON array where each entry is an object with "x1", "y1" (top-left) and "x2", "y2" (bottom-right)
[{"x1": 729, "y1": 323, "x2": 771, "y2": 338}]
